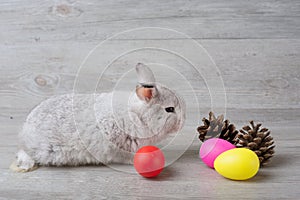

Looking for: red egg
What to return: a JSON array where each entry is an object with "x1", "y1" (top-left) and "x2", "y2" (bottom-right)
[{"x1": 134, "y1": 146, "x2": 165, "y2": 178}]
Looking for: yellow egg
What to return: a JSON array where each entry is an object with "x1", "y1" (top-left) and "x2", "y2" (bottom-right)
[{"x1": 214, "y1": 148, "x2": 260, "y2": 180}]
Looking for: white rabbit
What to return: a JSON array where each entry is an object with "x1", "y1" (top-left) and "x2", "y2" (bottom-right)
[{"x1": 10, "y1": 63, "x2": 186, "y2": 172}]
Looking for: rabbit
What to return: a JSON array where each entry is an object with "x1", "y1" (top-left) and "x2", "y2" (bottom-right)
[{"x1": 10, "y1": 63, "x2": 186, "y2": 172}]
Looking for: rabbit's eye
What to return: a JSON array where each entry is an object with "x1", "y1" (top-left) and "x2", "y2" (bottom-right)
[{"x1": 165, "y1": 107, "x2": 175, "y2": 113}]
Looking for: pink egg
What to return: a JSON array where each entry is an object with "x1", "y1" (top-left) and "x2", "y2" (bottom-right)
[{"x1": 199, "y1": 138, "x2": 236, "y2": 168}]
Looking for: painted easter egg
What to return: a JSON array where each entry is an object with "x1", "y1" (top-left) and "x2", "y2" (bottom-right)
[
  {"x1": 214, "y1": 148, "x2": 260, "y2": 180},
  {"x1": 199, "y1": 138, "x2": 236, "y2": 168}
]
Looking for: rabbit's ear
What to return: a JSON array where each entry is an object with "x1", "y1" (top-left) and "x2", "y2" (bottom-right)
[
  {"x1": 136, "y1": 85, "x2": 156, "y2": 102},
  {"x1": 136, "y1": 63, "x2": 156, "y2": 86}
]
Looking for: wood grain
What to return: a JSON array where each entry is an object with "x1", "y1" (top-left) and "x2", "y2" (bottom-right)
[{"x1": 0, "y1": 0, "x2": 299, "y2": 199}]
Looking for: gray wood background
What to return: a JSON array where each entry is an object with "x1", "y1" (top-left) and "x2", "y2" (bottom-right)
[{"x1": 0, "y1": 0, "x2": 299, "y2": 199}]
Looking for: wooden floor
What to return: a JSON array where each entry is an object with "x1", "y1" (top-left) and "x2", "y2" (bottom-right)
[{"x1": 0, "y1": 0, "x2": 299, "y2": 199}]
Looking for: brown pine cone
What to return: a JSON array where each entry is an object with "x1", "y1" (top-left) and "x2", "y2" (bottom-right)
[
  {"x1": 197, "y1": 112, "x2": 238, "y2": 144},
  {"x1": 235, "y1": 121, "x2": 275, "y2": 166}
]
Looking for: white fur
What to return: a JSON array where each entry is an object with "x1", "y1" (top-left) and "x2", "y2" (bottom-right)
[
  {"x1": 136, "y1": 62, "x2": 156, "y2": 85},
  {"x1": 12, "y1": 64, "x2": 186, "y2": 172}
]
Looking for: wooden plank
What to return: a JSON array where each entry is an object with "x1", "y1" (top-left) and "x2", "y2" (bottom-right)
[
  {"x1": 1, "y1": 39, "x2": 299, "y2": 111},
  {"x1": 0, "y1": 0, "x2": 299, "y2": 43},
  {"x1": 0, "y1": 125, "x2": 299, "y2": 199}
]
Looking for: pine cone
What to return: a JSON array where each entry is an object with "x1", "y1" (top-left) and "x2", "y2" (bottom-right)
[
  {"x1": 235, "y1": 121, "x2": 275, "y2": 166},
  {"x1": 197, "y1": 112, "x2": 238, "y2": 144},
  {"x1": 219, "y1": 120, "x2": 239, "y2": 144}
]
